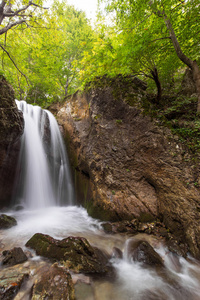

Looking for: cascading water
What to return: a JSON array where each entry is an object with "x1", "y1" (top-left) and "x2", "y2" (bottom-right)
[
  {"x1": 1, "y1": 101, "x2": 200, "y2": 299},
  {"x1": 14, "y1": 100, "x2": 74, "y2": 208}
]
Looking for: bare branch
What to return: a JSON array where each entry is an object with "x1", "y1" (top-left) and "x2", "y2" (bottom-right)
[
  {"x1": 0, "y1": 19, "x2": 26, "y2": 35},
  {"x1": 0, "y1": 44, "x2": 29, "y2": 85},
  {"x1": 3, "y1": 1, "x2": 48, "y2": 17}
]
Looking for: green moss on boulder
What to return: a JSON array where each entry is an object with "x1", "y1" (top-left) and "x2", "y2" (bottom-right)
[{"x1": 0, "y1": 214, "x2": 17, "y2": 229}]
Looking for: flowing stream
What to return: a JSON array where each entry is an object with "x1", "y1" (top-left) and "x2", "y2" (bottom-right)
[{"x1": 1, "y1": 101, "x2": 200, "y2": 299}]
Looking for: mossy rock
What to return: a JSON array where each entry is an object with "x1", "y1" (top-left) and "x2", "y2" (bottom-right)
[
  {"x1": 0, "y1": 214, "x2": 17, "y2": 229},
  {"x1": 26, "y1": 233, "x2": 112, "y2": 275}
]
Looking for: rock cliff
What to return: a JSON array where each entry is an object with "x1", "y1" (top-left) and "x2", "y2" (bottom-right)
[
  {"x1": 56, "y1": 76, "x2": 200, "y2": 259},
  {"x1": 0, "y1": 76, "x2": 24, "y2": 208}
]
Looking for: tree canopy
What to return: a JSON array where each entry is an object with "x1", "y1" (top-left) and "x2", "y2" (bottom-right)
[
  {"x1": 0, "y1": 0, "x2": 199, "y2": 110},
  {"x1": 0, "y1": 0, "x2": 94, "y2": 106}
]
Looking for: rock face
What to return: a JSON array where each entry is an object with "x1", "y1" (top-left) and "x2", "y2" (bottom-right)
[
  {"x1": 56, "y1": 76, "x2": 200, "y2": 259},
  {"x1": 26, "y1": 233, "x2": 111, "y2": 275},
  {"x1": 0, "y1": 76, "x2": 24, "y2": 208}
]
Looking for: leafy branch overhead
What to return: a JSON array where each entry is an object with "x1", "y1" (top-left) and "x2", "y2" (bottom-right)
[{"x1": 0, "y1": 0, "x2": 47, "y2": 35}]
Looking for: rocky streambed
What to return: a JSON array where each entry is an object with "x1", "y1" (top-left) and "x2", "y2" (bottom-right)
[{"x1": 1, "y1": 208, "x2": 200, "y2": 300}]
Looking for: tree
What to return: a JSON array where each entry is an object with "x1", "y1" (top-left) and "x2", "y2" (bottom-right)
[{"x1": 100, "y1": 0, "x2": 200, "y2": 111}]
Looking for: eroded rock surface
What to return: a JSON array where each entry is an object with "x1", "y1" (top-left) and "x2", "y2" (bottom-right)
[
  {"x1": 26, "y1": 233, "x2": 111, "y2": 275},
  {"x1": 0, "y1": 268, "x2": 29, "y2": 300},
  {"x1": 56, "y1": 76, "x2": 200, "y2": 259},
  {"x1": 0, "y1": 76, "x2": 24, "y2": 208},
  {"x1": 32, "y1": 263, "x2": 75, "y2": 300}
]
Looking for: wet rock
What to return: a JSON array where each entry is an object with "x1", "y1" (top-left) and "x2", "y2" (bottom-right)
[
  {"x1": 75, "y1": 282, "x2": 94, "y2": 300},
  {"x1": 137, "y1": 221, "x2": 170, "y2": 238},
  {"x1": 31, "y1": 263, "x2": 75, "y2": 300},
  {"x1": 0, "y1": 214, "x2": 17, "y2": 229},
  {"x1": 166, "y1": 238, "x2": 188, "y2": 258},
  {"x1": 102, "y1": 219, "x2": 138, "y2": 234},
  {"x1": 2, "y1": 247, "x2": 28, "y2": 267},
  {"x1": 0, "y1": 76, "x2": 24, "y2": 208},
  {"x1": 127, "y1": 240, "x2": 164, "y2": 267},
  {"x1": 26, "y1": 233, "x2": 112, "y2": 275},
  {"x1": 102, "y1": 222, "x2": 113, "y2": 233},
  {"x1": 111, "y1": 247, "x2": 123, "y2": 259},
  {"x1": 0, "y1": 268, "x2": 29, "y2": 300}
]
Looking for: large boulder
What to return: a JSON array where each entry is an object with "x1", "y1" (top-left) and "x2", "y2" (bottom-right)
[
  {"x1": 56, "y1": 76, "x2": 200, "y2": 259},
  {"x1": 26, "y1": 233, "x2": 111, "y2": 275},
  {"x1": 0, "y1": 76, "x2": 24, "y2": 208}
]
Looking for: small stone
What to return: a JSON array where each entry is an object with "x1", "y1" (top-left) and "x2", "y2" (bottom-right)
[
  {"x1": 127, "y1": 239, "x2": 164, "y2": 267},
  {"x1": 2, "y1": 247, "x2": 28, "y2": 267}
]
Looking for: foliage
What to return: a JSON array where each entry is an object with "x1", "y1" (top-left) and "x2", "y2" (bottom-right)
[
  {"x1": 0, "y1": 0, "x2": 46, "y2": 35},
  {"x1": 0, "y1": 0, "x2": 94, "y2": 106},
  {"x1": 82, "y1": 0, "x2": 200, "y2": 97},
  {"x1": 0, "y1": 0, "x2": 199, "y2": 112}
]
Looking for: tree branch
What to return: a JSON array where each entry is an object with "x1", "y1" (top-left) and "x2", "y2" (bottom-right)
[
  {"x1": 3, "y1": 1, "x2": 48, "y2": 17},
  {"x1": 0, "y1": 44, "x2": 29, "y2": 85},
  {"x1": 163, "y1": 15, "x2": 193, "y2": 69},
  {"x1": 150, "y1": 36, "x2": 171, "y2": 43},
  {"x1": 0, "y1": 19, "x2": 26, "y2": 35}
]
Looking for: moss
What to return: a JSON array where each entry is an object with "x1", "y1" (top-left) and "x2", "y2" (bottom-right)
[
  {"x1": 138, "y1": 212, "x2": 155, "y2": 223},
  {"x1": 85, "y1": 199, "x2": 121, "y2": 222},
  {"x1": 0, "y1": 214, "x2": 17, "y2": 229}
]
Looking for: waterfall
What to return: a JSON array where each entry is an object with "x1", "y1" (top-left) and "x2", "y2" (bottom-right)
[{"x1": 14, "y1": 100, "x2": 74, "y2": 209}]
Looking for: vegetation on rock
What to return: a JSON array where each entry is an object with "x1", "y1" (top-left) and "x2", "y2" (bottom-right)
[{"x1": 0, "y1": 214, "x2": 17, "y2": 229}]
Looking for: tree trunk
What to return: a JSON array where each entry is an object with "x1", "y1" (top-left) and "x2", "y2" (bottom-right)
[
  {"x1": 0, "y1": 1, "x2": 6, "y2": 24},
  {"x1": 150, "y1": 67, "x2": 162, "y2": 104},
  {"x1": 192, "y1": 61, "x2": 200, "y2": 113},
  {"x1": 163, "y1": 14, "x2": 200, "y2": 112},
  {"x1": 65, "y1": 78, "x2": 69, "y2": 97}
]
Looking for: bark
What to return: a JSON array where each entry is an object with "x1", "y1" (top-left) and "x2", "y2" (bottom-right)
[
  {"x1": 65, "y1": 78, "x2": 69, "y2": 97},
  {"x1": 150, "y1": 67, "x2": 162, "y2": 104},
  {"x1": 192, "y1": 60, "x2": 200, "y2": 112},
  {"x1": 163, "y1": 14, "x2": 200, "y2": 112},
  {"x1": 0, "y1": 1, "x2": 6, "y2": 24}
]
